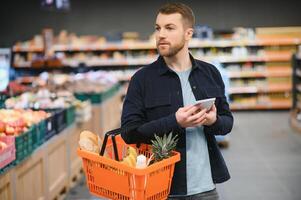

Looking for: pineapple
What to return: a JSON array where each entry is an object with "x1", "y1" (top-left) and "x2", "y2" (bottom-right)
[{"x1": 151, "y1": 132, "x2": 179, "y2": 162}]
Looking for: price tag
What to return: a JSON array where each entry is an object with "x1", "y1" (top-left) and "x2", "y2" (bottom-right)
[{"x1": 0, "y1": 48, "x2": 10, "y2": 92}]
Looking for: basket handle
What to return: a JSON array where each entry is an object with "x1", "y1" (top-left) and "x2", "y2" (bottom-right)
[{"x1": 99, "y1": 123, "x2": 140, "y2": 161}]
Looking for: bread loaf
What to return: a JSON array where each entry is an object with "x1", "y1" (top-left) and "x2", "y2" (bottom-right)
[{"x1": 78, "y1": 131, "x2": 101, "y2": 154}]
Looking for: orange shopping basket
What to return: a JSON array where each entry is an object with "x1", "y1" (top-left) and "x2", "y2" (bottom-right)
[{"x1": 77, "y1": 127, "x2": 180, "y2": 200}]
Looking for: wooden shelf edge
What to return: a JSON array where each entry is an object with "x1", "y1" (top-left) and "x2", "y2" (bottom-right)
[
  {"x1": 51, "y1": 38, "x2": 301, "y2": 52},
  {"x1": 229, "y1": 70, "x2": 292, "y2": 78},
  {"x1": 230, "y1": 101, "x2": 291, "y2": 110},
  {"x1": 229, "y1": 84, "x2": 292, "y2": 94}
]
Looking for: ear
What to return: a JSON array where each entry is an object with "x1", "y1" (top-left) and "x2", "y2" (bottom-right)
[{"x1": 185, "y1": 28, "x2": 194, "y2": 40}]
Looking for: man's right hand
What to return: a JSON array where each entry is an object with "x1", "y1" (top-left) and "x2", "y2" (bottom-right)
[{"x1": 175, "y1": 105, "x2": 208, "y2": 128}]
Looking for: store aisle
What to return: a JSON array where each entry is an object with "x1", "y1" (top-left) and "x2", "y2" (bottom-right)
[
  {"x1": 217, "y1": 111, "x2": 301, "y2": 200},
  {"x1": 66, "y1": 111, "x2": 301, "y2": 200}
]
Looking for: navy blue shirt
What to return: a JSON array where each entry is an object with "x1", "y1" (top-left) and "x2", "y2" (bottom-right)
[{"x1": 121, "y1": 54, "x2": 233, "y2": 195}]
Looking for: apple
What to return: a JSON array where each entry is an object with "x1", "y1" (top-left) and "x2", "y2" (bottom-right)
[
  {"x1": 7, "y1": 118, "x2": 26, "y2": 128},
  {"x1": 0, "y1": 121, "x2": 5, "y2": 132},
  {"x1": 5, "y1": 126, "x2": 15, "y2": 136}
]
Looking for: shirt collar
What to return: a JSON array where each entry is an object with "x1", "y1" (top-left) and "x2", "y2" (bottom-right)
[{"x1": 157, "y1": 53, "x2": 199, "y2": 76}]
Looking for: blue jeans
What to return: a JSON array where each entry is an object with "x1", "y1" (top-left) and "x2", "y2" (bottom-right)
[{"x1": 168, "y1": 189, "x2": 219, "y2": 200}]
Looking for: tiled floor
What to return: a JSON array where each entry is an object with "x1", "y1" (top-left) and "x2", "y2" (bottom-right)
[{"x1": 66, "y1": 111, "x2": 301, "y2": 200}]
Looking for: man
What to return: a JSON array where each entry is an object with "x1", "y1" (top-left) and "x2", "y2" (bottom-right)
[{"x1": 121, "y1": 3, "x2": 233, "y2": 200}]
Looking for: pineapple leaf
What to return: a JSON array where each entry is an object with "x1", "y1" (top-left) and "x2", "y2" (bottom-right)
[
  {"x1": 163, "y1": 134, "x2": 167, "y2": 147},
  {"x1": 151, "y1": 133, "x2": 179, "y2": 162},
  {"x1": 167, "y1": 132, "x2": 172, "y2": 145}
]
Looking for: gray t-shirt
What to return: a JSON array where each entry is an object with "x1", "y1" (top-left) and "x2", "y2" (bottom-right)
[{"x1": 174, "y1": 68, "x2": 215, "y2": 196}]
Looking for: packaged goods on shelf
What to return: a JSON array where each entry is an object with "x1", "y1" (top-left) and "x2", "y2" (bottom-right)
[
  {"x1": 11, "y1": 27, "x2": 301, "y2": 110},
  {"x1": 13, "y1": 35, "x2": 44, "y2": 52},
  {"x1": 5, "y1": 90, "x2": 74, "y2": 110}
]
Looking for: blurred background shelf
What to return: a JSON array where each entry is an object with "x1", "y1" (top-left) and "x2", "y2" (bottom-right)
[{"x1": 9, "y1": 27, "x2": 301, "y2": 111}]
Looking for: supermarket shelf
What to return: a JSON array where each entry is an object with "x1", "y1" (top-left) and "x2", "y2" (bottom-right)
[
  {"x1": 13, "y1": 63, "x2": 32, "y2": 68},
  {"x1": 60, "y1": 58, "x2": 156, "y2": 67},
  {"x1": 118, "y1": 76, "x2": 132, "y2": 82},
  {"x1": 49, "y1": 38, "x2": 301, "y2": 52},
  {"x1": 116, "y1": 77, "x2": 293, "y2": 92},
  {"x1": 229, "y1": 84, "x2": 292, "y2": 94},
  {"x1": 13, "y1": 46, "x2": 44, "y2": 52},
  {"x1": 205, "y1": 53, "x2": 292, "y2": 63},
  {"x1": 13, "y1": 66, "x2": 137, "y2": 73},
  {"x1": 256, "y1": 37, "x2": 301, "y2": 46},
  {"x1": 13, "y1": 58, "x2": 156, "y2": 69},
  {"x1": 13, "y1": 52, "x2": 293, "y2": 69},
  {"x1": 52, "y1": 42, "x2": 156, "y2": 52},
  {"x1": 13, "y1": 65, "x2": 79, "y2": 71},
  {"x1": 230, "y1": 100, "x2": 291, "y2": 110},
  {"x1": 228, "y1": 69, "x2": 292, "y2": 78}
]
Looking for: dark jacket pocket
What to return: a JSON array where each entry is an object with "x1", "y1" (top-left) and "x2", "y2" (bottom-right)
[
  {"x1": 144, "y1": 96, "x2": 171, "y2": 120},
  {"x1": 204, "y1": 87, "x2": 224, "y2": 98},
  {"x1": 145, "y1": 95, "x2": 171, "y2": 108}
]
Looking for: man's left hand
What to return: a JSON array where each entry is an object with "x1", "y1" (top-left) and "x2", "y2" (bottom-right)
[{"x1": 202, "y1": 104, "x2": 217, "y2": 126}]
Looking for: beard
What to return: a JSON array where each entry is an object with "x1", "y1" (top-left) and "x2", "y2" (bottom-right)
[{"x1": 157, "y1": 38, "x2": 185, "y2": 57}]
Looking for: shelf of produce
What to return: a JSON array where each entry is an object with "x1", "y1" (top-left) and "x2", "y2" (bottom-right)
[
  {"x1": 52, "y1": 42, "x2": 156, "y2": 52},
  {"x1": 230, "y1": 100, "x2": 291, "y2": 110},
  {"x1": 13, "y1": 63, "x2": 31, "y2": 68},
  {"x1": 13, "y1": 58, "x2": 156, "y2": 69},
  {"x1": 256, "y1": 37, "x2": 301, "y2": 46},
  {"x1": 61, "y1": 58, "x2": 156, "y2": 67},
  {"x1": 118, "y1": 76, "x2": 132, "y2": 82},
  {"x1": 229, "y1": 84, "x2": 292, "y2": 94},
  {"x1": 51, "y1": 37, "x2": 301, "y2": 52},
  {"x1": 12, "y1": 47, "x2": 44, "y2": 53},
  {"x1": 0, "y1": 124, "x2": 85, "y2": 200},
  {"x1": 13, "y1": 52, "x2": 293, "y2": 69},
  {"x1": 228, "y1": 68, "x2": 292, "y2": 78},
  {"x1": 202, "y1": 53, "x2": 292, "y2": 63},
  {"x1": 190, "y1": 38, "x2": 300, "y2": 48}
]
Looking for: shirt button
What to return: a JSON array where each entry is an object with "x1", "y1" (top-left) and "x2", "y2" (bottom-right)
[
  {"x1": 193, "y1": 86, "x2": 197, "y2": 90},
  {"x1": 177, "y1": 91, "x2": 180, "y2": 95}
]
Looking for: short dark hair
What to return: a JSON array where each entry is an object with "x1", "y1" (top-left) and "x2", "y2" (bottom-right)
[{"x1": 157, "y1": 3, "x2": 195, "y2": 28}]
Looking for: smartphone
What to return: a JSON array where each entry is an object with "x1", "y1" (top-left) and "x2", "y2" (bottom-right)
[{"x1": 194, "y1": 98, "x2": 216, "y2": 111}]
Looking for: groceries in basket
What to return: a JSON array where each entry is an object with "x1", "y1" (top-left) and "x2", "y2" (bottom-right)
[
  {"x1": 120, "y1": 146, "x2": 137, "y2": 167},
  {"x1": 151, "y1": 132, "x2": 179, "y2": 162},
  {"x1": 120, "y1": 132, "x2": 179, "y2": 168},
  {"x1": 78, "y1": 131, "x2": 178, "y2": 168},
  {"x1": 78, "y1": 130, "x2": 102, "y2": 154},
  {"x1": 77, "y1": 127, "x2": 181, "y2": 200},
  {"x1": 78, "y1": 130, "x2": 179, "y2": 169}
]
